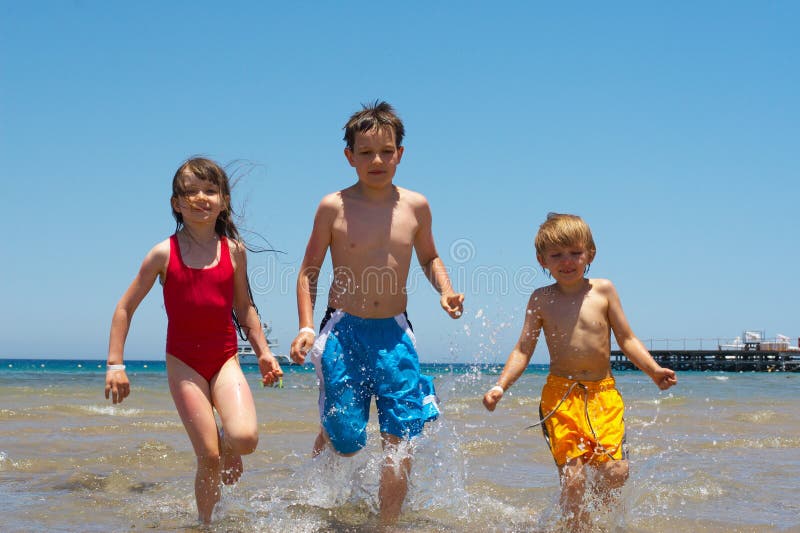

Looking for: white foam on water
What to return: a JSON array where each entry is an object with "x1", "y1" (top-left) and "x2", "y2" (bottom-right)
[
  {"x1": 243, "y1": 418, "x2": 471, "y2": 529},
  {"x1": 82, "y1": 405, "x2": 142, "y2": 417}
]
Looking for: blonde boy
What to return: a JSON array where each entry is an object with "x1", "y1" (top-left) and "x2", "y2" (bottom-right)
[
  {"x1": 483, "y1": 213, "x2": 676, "y2": 529},
  {"x1": 290, "y1": 101, "x2": 464, "y2": 525}
]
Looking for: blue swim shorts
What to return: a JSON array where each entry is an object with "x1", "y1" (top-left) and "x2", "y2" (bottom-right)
[{"x1": 307, "y1": 308, "x2": 439, "y2": 454}]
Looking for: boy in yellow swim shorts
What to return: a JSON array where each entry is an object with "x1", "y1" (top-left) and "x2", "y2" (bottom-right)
[{"x1": 483, "y1": 213, "x2": 677, "y2": 529}]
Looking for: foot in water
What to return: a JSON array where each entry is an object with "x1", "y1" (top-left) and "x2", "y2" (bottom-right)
[
  {"x1": 312, "y1": 428, "x2": 327, "y2": 457},
  {"x1": 219, "y1": 427, "x2": 243, "y2": 485}
]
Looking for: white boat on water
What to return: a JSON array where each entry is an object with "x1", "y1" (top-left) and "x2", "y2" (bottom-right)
[{"x1": 237, "y1": 322, "x2": 298, "y2": 365}]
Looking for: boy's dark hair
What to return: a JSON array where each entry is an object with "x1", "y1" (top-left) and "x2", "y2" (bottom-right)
[{"x1": 343, "y1": 100, "x2": 405, "y2": 150}]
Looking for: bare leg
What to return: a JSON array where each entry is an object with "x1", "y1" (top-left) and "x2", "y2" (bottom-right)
[
  {"x1": 379, "y1": 433, "x2": 411, "y2": 527},
  {"x1": 211, "y1": 357, "x2": 259, "y2": 485},
  {"x1": 166, "y1": 355, "x2": 221, "y2": 524},
  {"x1": 312, "y1": 426, "x2": 327, "y2": 457},
  {"x1": 591, "y1": 459, "x2": 629, "y2": 506},
  {"x1": 559, "y1": 457, "x2": 590, "y2": 532}
]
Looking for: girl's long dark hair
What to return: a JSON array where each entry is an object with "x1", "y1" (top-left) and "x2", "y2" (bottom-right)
[{"x1": 170, "y1": 157, "x2": 271, "y2": 341}]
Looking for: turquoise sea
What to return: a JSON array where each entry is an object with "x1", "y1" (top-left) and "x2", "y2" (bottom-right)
[{"x1": 1, "y1": 358, "x2": 799, "y2": 532}]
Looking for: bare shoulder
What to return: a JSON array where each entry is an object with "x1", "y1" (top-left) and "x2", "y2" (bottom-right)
[
  {"x1": 149, "y1": 238, "x2": 171, "y2": 261},
  {"x1": 223, "y1": 237, "x2": 248, "y2": 273},
  {"x1": 528, "y1": 285, "x2": 553, "y2": 309},
  {"x1": 141, "y1": 238, "x2": 171, "y2": 275},
  {"x1": 321, "y1": 190, "x2": 343, "y2": 205},
  {"x1": 590, "y1": 278, "x2": 619, "y2": 299},
  {"x1": 397, "y1": 186, "x2": 428, "y2": 207},
  {"x1": 535, "y1": 283, "x2": 559, "y2": 297},
  {"x1": 397, "y1": 188, "x2": 431, "y2": 224},
  {"x1": 590, "y1": 278, "x2": 616, "y2": 291},
  {"x1": 225, "y1": 236, "x2": 247, "y2": 256},
  {"x1": 525, "y1": 288, "x2": 548, "y2": 313},
  {"x1": 531, "y1": 286, "x2": 548, "y2": 301},
  {"x1": 318, "y1": 191, "x2": 344, "y2": 215}
]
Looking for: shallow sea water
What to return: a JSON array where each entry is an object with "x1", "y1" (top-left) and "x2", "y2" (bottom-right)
[{"x1": 1, "y1": 360, "x2": 798, "y2": 532}]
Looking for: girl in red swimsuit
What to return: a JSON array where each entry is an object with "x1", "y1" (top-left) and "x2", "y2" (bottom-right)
[{"x1": 104, "y1": 157, "x2": 283, "y2": 524}]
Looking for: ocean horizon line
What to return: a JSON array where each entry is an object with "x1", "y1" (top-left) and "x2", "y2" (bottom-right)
[{"x1": 0, "y1": 357, "x2": 550, "y2": 373}]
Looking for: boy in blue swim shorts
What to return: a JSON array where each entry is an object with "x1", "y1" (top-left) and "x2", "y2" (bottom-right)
[
  {"x1": 290, "y1": 101, "x2": 464, "y2": 526},
  {"x1": 309, "y1": 308, "x2": 439, "y2": 455}
]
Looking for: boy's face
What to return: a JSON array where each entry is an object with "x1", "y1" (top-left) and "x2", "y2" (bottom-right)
[
  {"x1": 344, "y1": 127, "x2": 404, "y2": 189},
  {"x1": 537, "y1": 244, "x2": 594, "y2": 286}
]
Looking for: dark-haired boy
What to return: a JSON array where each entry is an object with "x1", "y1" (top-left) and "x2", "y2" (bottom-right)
[{"x1": 290, "y1": 101, "x2": 464, "y2": 525}]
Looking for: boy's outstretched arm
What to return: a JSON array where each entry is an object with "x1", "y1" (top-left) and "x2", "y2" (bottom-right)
[
  {"x1": 413, "y1": 197, "x2": 464, "y2": 318},
  {"x1": 604, "y1": 280, "x2": 677, "y2": 390},
  {"x1": 290, "y1": 198, "x2": 335, "y2": 364},
  {"x1": 483, "y1": 293, "x2": 543, "y2": 411}
]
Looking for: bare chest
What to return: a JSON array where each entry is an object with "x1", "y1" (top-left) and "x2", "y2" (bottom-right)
[
  {"x1": 540, "y1": 288, "x2": 609, "y2": 339},
  {"x1": 331, "y1": 205, "x2": 417, "y2": 255}
]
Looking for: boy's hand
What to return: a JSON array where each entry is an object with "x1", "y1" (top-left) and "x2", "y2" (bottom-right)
[
  {"x1": 105, "y1": 369, "x2": 130, "y2": 404},
  {"x1": 482, "y1": 385, "x2": 504, "y2": 411},
  {"x1": 258, "y1": 352, "x2": 284, "y2": 387},
  {"x1": 651, "y1": 367, "x2": 677, "y2": 390},
  {"x1": 441, "y1": 292, "x2": 464, "y2": 318},
  {"x1": 290, "y1": 331, "x2": 315, "y2": 364}
]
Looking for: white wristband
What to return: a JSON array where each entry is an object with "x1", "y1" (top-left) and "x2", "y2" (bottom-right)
[
  {"x1": 107, "y1": 364, "x2": 126, "y2": 371},
  {"x1": 299, "y1": 327, "x2": 316, "y2": 336},
  {"x1": 489, "y1": 385, "x2": 505, "y2": 395}
]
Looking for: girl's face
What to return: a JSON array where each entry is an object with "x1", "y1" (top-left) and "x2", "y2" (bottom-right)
[{"x1": 171, "y1": 173, "x2": 227, "y2": 227}]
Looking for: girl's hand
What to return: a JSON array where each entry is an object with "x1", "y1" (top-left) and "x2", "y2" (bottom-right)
[
  {"x1": 258, "y1": 353, "x2": 284, "y2": 387},
  {"x1": 290, "y1": 331, "x2": 315, "y2": 364},
  {"x1": 441, "y1": 292, "x2": 464, "y2": 319},
  {"x1": 105, "y1": 369, "x2": 130, "y2": 404}
]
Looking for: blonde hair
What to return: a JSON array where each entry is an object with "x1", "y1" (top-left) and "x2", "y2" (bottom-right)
[{"x1": 534, "y1": 213, "x2": 596, "y2": 259}]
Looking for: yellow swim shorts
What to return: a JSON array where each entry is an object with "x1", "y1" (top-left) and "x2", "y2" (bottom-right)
[{"x1": 539, "y1": 374, "x2": 627, "y2": 467}]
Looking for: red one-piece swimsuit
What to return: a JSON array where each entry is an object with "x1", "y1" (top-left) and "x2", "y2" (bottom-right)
[{"x1": 163, "y1": 234, "x2": 238, "y2": 382}]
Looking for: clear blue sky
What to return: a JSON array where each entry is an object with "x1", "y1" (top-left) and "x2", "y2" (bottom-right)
[{"x1": 1, "y1": 2, "x2": 798, "y2": 363}]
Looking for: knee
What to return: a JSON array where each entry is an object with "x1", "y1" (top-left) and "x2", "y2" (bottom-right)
[
  {"x1": 323, "y1": 421, "x2": 367, "y2": 457},
  {"x1": 227, "y1": 429, "x2": 259, "y2": 455},
  {"x1": 328, "y1": 427, "x2": 367, "y2": 456},
  {"x1": 605, "y1": 460, "x2": 629, "y2": 488}
]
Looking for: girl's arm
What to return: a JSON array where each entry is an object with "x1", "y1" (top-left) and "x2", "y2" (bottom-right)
[
  {"x1": 105, "y1": 241, "x2": 168, "y2": 404},
  {"x1": 605, "y1": 280, "x2": 677, "y2": 390},
  {"x1": 230, "y1": 240, "x2": 283, "y2": 386},
  {"x1": 483, "y1": 292, "x2": 543, "y2": 411}
]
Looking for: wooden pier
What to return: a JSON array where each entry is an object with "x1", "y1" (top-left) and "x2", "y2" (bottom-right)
[{"x1": 610, "y1": 349, "x2": 800, "y2": 372}]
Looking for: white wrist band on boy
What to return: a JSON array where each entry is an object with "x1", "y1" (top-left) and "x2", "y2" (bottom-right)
[
  {"x1": 106, "y1": 364, "x2": 126, "y2": 371},
  {"x1": 490, "y1": 385, "x2": 504, "y2": 395},
  {"x1": 299, "y1": 327, "x2": 316, "y2": 336}
]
